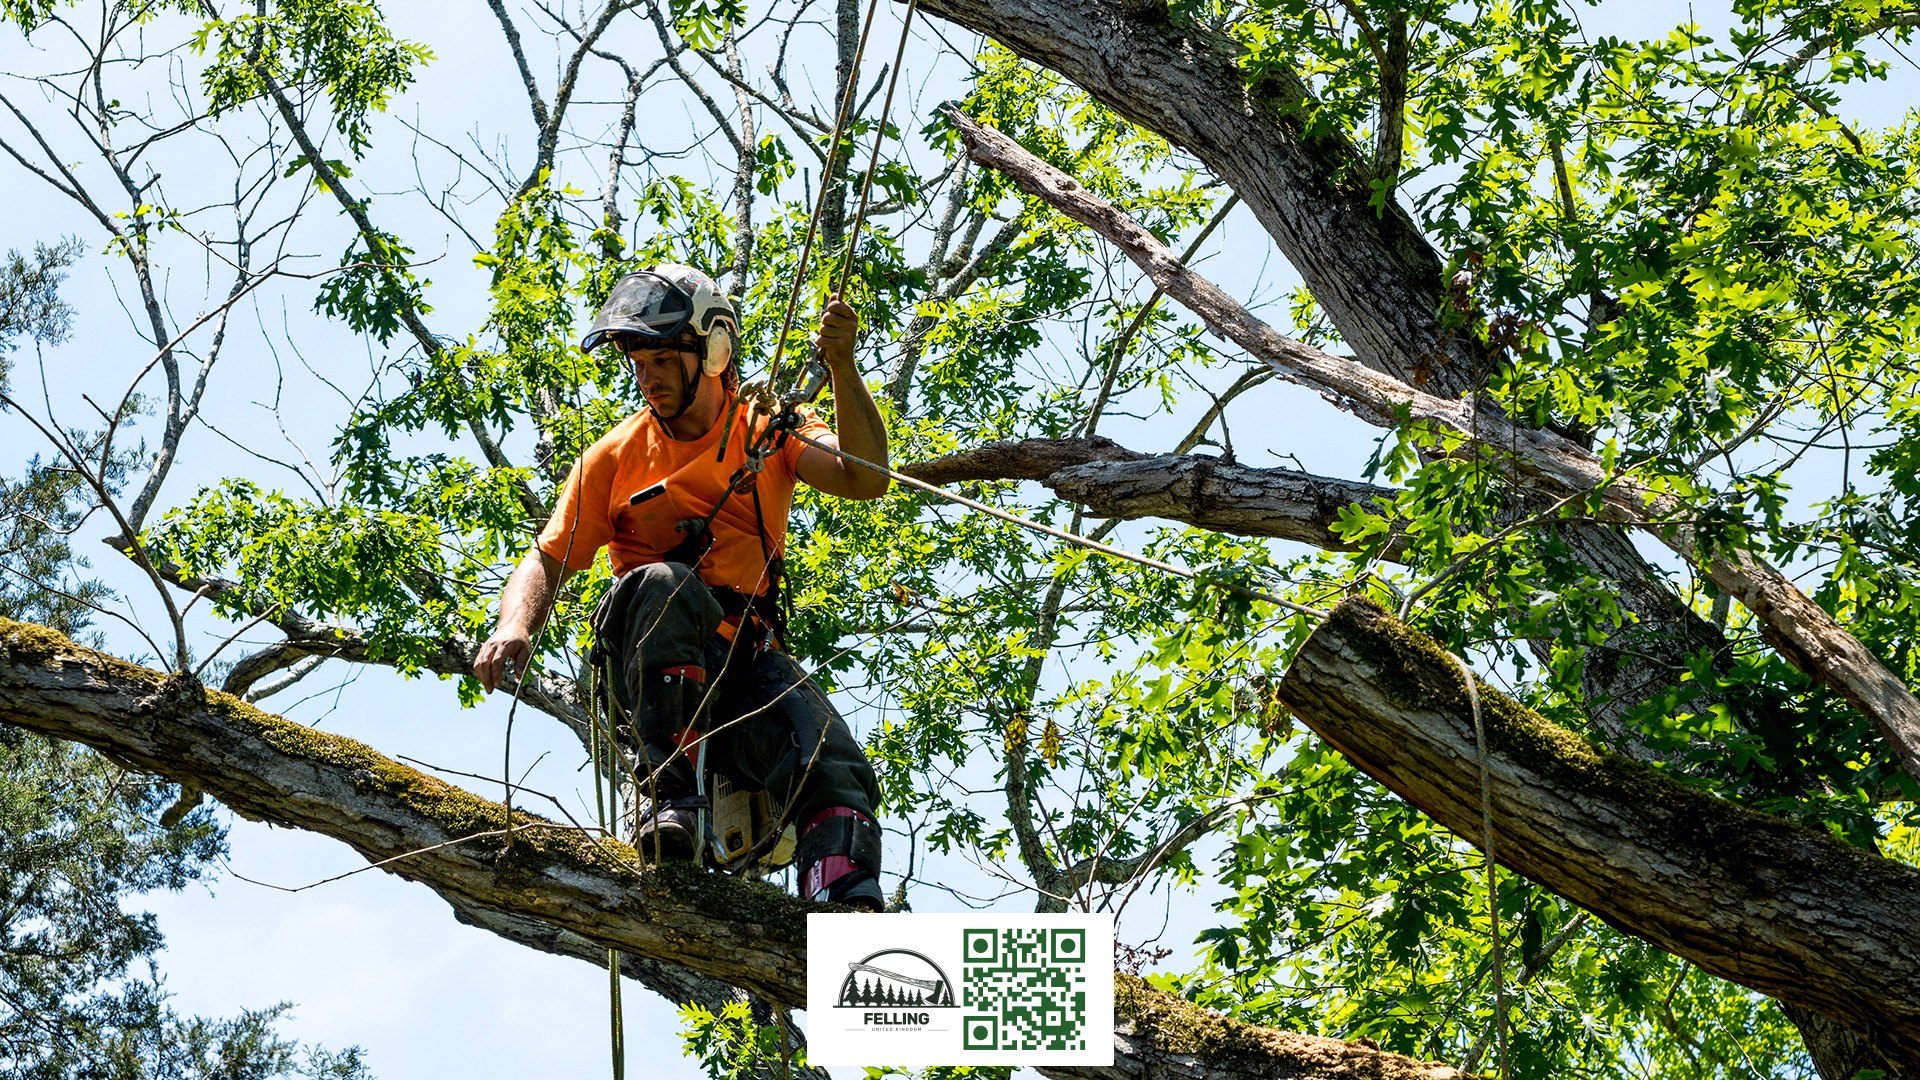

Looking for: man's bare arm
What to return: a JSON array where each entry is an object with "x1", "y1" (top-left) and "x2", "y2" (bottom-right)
[
  {"x1": 796, "y1": 294, "x2": 891, "y2": 500},
  {"x1": 473, "y1": 548, "x2": 571, "y2": 693}
]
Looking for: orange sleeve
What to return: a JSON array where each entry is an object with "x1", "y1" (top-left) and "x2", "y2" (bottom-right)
[{"x1": 536, "y1": 444, "x2": 617, "y2": 571}]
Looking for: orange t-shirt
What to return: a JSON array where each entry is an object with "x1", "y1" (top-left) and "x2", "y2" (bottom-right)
[{"x1": 537, "y1": 401, "x2": 832, "y2": 596}]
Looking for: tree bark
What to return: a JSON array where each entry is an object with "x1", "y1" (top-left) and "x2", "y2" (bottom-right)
[
  {"x1": 906, "y1": 437, "x2": 1399, "y2": 554},
  {"x1": 0, "y1": 617, "x2": 1473, "y2": 1080},
  {"x1": 445, "y1": 900, "x2": 831, "y2": 1080},
  {"x1": 0, "y1": 617, "x2": 807, "y2": 1003},
  {"x1": 1277, "y1": 598, "x2": 1920, "y2": 1071},
  {"x1": 1048, "y1": 975, "x2": 1472, "y2": 1080}
]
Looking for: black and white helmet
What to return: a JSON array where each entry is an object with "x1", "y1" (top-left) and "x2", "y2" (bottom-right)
[{"x1": 581, "y1": 264, "x2": 738, "y2": 375}]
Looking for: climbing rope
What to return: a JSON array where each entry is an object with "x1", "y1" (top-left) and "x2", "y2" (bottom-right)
[
  {"x1": 696, "y1": 0, "x2": 926, "y2": 571},
  {"x1": 1450, "y1": 651, "x2": 1509, "y2": 1080},
  {"x1": 724, "y1": 0, "x2": 1323, "y2": 624},
  {"x1": 714, "y1": 0, "x2": 915, "y2": 467},
  {"x1": 767, "y1": 0, "x2": 920, "y2": 403},
  {"x1": 760, "y1": 0, "x2": 889, "y2": 401},
  {"x1": 587, "y1": 665, "x2": 628, "y2": 1080},
  {"x1": 831, "y1": 0, "x2": 920, "y2": 301}
]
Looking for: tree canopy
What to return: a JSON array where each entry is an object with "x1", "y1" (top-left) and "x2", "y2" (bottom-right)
[{"x1": 2, "y1": 0, "x2": 1918, "y2": 1077}]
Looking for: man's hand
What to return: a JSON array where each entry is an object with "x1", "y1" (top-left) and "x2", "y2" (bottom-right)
[
  {"x1": 472, "y1": 631, "x2": 533, "y2": 694},
  {"x1": 795, "y1": 293, "x2": 890, "y2": 501},
  {"x1": 473, "y1": 548, "x2": 568, "y2": 694},
  {"x1": 814, "y1": 294, "x2": 858, "y2": 372}
]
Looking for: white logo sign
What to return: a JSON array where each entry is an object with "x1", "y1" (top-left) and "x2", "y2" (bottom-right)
[{"x1": 806, "y1": 913, "x2": 1115, "y2": 1067}]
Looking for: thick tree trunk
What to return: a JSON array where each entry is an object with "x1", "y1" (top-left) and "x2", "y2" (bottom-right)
[
  {"x1": 0, "y1": 617, "x2": 1469, "y2": 1080},
  {"x1": 917, "y1": 0, "x2": 1482, "y2": 395},
  {"x1": 1276, "y1": 598, "x2": 1920, "y2": 1072},
  {"x1": 1782, "y1": 1003, "x2": 1904, "y2": 1080}
]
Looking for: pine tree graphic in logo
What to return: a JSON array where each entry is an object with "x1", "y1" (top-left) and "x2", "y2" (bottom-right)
[{"x1": 835, "y1": 950, "x2": 957, "y2": 1008}]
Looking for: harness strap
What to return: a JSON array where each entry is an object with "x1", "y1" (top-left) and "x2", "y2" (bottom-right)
[
  {"x1": 795, "y1": 808, "x2": 883, "y2": 872},
  {"x1": 712, "y1": 582, "x2": 788, "y2": 649}
]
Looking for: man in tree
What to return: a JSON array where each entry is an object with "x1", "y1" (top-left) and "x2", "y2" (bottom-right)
[{"x1": 473, "y1": 264, "x2": 889, "y2": 909}]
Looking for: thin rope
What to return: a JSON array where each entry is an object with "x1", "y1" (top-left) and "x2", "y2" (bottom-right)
[
  {"x1": 832, "y1": 0, "x2": 920, "y2": 299},
  {"x1": 785, "y1": 430, "x2": 1327, "y2": 618},
  {"x1": 762, "y1": 0, "x2": 887, "y2": 397},
  {"x1": 588, "y1": 665, "x2": 627, "y2": 1080},
  {"x1": 1450, "y1": 650, "x2": 1508, "y2": 1080}
]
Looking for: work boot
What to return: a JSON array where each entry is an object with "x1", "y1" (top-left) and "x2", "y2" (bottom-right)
[
  {"x1": 797, "y1": 807, "x2": 884, "y2": 910},
  {"x1": 635, "y1": 795, "x2": 704, "y2": 862}
]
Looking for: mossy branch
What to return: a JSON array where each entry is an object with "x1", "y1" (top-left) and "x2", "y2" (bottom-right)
[
  {"x1": 1278, "y1": 598, "x2": 1920, "y2": 1071},
  {"x1": 1, "y1": 616, "x2": 1477, "y2": 1080}
]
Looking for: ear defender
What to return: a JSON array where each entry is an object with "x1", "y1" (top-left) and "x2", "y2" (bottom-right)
[{"x1": 702, "y1": 321, "x2": 736, "y2": 378}]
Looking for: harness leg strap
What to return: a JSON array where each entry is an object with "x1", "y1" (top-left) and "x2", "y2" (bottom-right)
[{"x1": 797, "y1": 807, "x2": 883, "y2": 910}]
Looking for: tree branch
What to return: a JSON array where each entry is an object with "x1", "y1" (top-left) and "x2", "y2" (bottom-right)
[
  {"x1": 947, "y1": 106, "x2": 1920, "y2": 781},
  {"x1": 1276, "y1": 598, "x2": 1920, "y2": 1070},
  {"x1": 905, "y1": 437, "x2": 1400, "y2": 555},
  {"x1": 486, "y1": 0, "x2": 554, "y2": 135},
  {"x1": 909, "y1": 0, "x2": 1741, "y2": 766},
  {"x1": 916, "y1": 0, "x2": 1481, "y2": 393},
  {"x1": 0, "y1": 617, "x2": 1477, "y2": 1080},
  {"x1": 116, "y1": 549, "x2": 594, "y2": 743},
  {"x1": 255, "y1": 72, "x2": 548, "y2": 525}
]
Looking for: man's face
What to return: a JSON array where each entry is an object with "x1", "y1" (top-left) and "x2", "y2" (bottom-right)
[{"x1": 617, "y1": 333, "x2": 703, "y2": 413}]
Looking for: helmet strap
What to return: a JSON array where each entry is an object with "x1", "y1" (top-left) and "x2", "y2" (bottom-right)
[{"x1": 662, "y1": 346, "x2": 700, "y2": 423}]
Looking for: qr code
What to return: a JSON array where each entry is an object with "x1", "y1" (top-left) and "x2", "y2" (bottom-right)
[{"x1": 960, "y1": 927, "x2": 1088, "y2": 1051}]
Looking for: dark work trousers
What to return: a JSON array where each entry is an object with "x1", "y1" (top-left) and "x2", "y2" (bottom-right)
[{"x1": 593, "y1": 561, "x2": 879, "y2": 834}]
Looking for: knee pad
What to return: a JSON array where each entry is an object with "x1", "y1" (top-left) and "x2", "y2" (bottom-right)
[{"x1": 798, "y1": 807, "x2": 883, "y2": 910}]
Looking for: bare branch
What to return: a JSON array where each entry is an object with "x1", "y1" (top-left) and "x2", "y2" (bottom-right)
[
  {"x1": 486, "y1": 0, "x2": 554, "y2": 134},
  {"x1": 1083, "y1": 193, "x2": 1239, "y2": 437}
]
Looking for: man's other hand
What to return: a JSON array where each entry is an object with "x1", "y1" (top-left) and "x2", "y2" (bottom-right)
[
  {"x1": 815, "y1": 294, "x2": 858, "y2": 371},
  {"x1": 473, "y1": 631, "x2": 532, "y2": 694}
]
